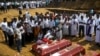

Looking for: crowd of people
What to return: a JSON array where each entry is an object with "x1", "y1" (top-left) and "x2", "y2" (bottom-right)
[
  {"x1": 0, "y1": 1, "x2": 47, "y2": 12},
  {"x1": 0, "y1": 10, "x2": 100, "y2": 54}
]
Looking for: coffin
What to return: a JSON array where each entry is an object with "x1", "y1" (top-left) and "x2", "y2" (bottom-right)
[
  {"x1": 32, "y1": 39, "x2": 72, "y2": 56},
  {"x1": 51, "y1": 44, "x2": 85, "y2": 56}
]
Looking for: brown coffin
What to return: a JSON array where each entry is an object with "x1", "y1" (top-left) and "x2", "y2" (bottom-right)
[
  {"x1": 51, "y1": 44, "x2": 85, "y2": 56},
  {"x1": 32, "y1": 39, "x2": 72, "y2": 56}
]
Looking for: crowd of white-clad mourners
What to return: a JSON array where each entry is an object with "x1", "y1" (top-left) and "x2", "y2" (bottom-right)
[
  {"x1": 0, "y1": 1, "x2": 47, "y2": 9},
  {"x1": 0, "y1": 11, "x2": 100, "y2": 53}
]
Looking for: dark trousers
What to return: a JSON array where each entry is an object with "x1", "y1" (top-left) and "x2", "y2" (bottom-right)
[
  {"x1": 29, "y1": 33, "x2": 34, "y2": 42},
  {"x1": 8, "y1": 35, "x2": 14, "y2": 47},
  {"x1": 42, "y1": 28, "x2": 45, "y2": 37},
  {"x1": 94, "y1": 25, "x2": 97, "y2": 35},
  {"x1": 68, "y1": 26, "x2": 71, "y2": 36},
  {"x1": 22, "y1": 33, "x2": 26, "y2": 46},
  {"x1": 3, "y1": 31, "x2": 8, "y2": 43},
  {"x1": 26, "y1": 32, "x2": 33, "y2": 42},
  {"x1": 79, "y1": 25, "x2": 84, "y2": 37},
  {"x1": 32, "y1": 27, "x2": 35, "y2": 41},
  {"x1": 16, "y1": 39, "x2": 22, "y2": 53}
]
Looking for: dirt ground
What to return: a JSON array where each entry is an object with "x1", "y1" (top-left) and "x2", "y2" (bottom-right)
[{"x1": 0, "y1": 8, "x2": 100, "y2": 56}]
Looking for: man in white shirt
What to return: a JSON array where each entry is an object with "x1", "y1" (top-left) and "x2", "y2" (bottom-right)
[
  {"x1": 70, "y1": 16, "x2": 78, "y2": 37},
  {"x1": 15, "y1": 23, "x2": 24, "y2": 53},
  {"x1": 78, "y1": 16, "x2": 85, "y2": 37},
  {"x1": 25, "y1": 11, "x2": 31, "y2": 20},
  {"x1": 7, "y1": 22, "x2": 14, "y2": 47},
  {"x1": 12, "y1": 18, "x2": 18, "y2": 31},
  {"x1": 1, "y1": 18, "x2": 8, "y2": 43},
  {"x1": 49, "y1": 19, "x2": 55, "y2": 29},
  {"x1": 33, "y1": 12, "x2": 39, "y2": 21}
]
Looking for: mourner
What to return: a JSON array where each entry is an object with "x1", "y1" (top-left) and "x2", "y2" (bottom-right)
[
  {"x1": 85, "y1": 16, "x2": 95, "y2": 41},
  {"x1": 1, "y1": 18, "x2": 8, "y2": 43},
  {"x1": 78, "y1": 16, "x2": 85, "y2": 37}
]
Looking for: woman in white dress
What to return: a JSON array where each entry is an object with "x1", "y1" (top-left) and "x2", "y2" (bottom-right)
[
  {"x1": 70, "y1": 16, "x2": 78, "y2": 37},
  {"x1": 95, "y1": 21, "x2": 100, "y2": 46},
  {"x1": 85, "y1": 16, "x2": 95, "y2": 41},
  {"x1": 62, "y1": 17, "x2": 71, "y2": 36}
]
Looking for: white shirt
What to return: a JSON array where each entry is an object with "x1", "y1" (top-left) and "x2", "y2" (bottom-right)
[
  {"x1": 7, "y1": 26, "x2": 14, "y2": 35},
  {"x1": 34, "y1": 15, "x2": 38, "y2": 21},
  {"x1": 44, "y1": 19, "x2": 50, "y2": 28},
  {"x1": 1, "y1": 22, "x2": 8, "y2": 31},
  {"x1": 49, "y1": 20, "x2": 55, "y2": 28},
  {"x1": 15, "y1": 28, "x2": 22, "y2": 40},
  {"x1": 78, "y1": 18, "x2": 85, "y2": 26},
  {"x1": 12, "y1": 21, "x2": 18, "y2": 29},
  {"x1": 95, "y1": 18, "x2": 100, "y2": 26},
  {"x1": 25, "y1": 13, "x2": 31, "y2": 19},
  {"x1": 29, "y1": 20, "x2": 35, "y2": 27},
  {"x1": 40, "y1": 21, "x2": 45, "y2": 28},
  {"x1": 60, "y1": 18, "x2": 65, "y2": 24},
  {"x1": 19, "y1": 26, "x2": 25, "y2": 34}
]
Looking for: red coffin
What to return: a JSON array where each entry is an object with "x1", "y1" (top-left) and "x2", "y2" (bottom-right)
[
  {"x1": 84, "y1": 51, "x2": 100, "y2": 56},
  {"x1": 51, "y1": 44, "x2": 85, "y2": 56},
  {"x1": 32, "y1": 39, "x2": 72, "y2": 56}
]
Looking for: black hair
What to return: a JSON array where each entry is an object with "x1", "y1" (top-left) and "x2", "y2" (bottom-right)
[{"x1": 3, "y1": 18, "x2": 7, "y2": 22}]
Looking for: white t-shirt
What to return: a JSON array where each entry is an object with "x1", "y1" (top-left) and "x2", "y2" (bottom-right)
[
  {"x1": 7, "y1": 26, "x2": 14, "y2": 35},
  {"x1": 15, "y1": 28, "x2": 22, "y2": 40},
  {"x1": 1, "y1": 22, "x2": 8, "y2": 31}
]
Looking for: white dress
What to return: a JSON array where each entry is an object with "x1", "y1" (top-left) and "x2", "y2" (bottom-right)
[
  {"x1": 56, "y1": 24, "x2": 63, "y2": 40},
  {"x1": 26, "y1": 3, "x2": 29, "y2": 10},
  {"x1": 84, "y1": 17, "x2": 89, "y2": 35},
  {"x1": 85, "y1": 19, "x2": 95, "y2": 41},
  {"x1": 95, "y1": 24, "x2": 100, "y2": 43},
  {"x1": 63, "y1": 23, "x2": 68, "y2": 35},
  {"x1": 71, "y1": 19, "x2": 78, "y2": 36},
  {"x1": 62, "y1": 20, "x2": 71, "y2": 35}
]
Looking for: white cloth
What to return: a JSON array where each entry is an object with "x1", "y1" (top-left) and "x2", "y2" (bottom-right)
[
  {"x1": 26, "y1": 24, "x2": 32, "y2": 33},
  {"x1": 49, "y1": 20, "x2": 55, "y2": 28},
  {"x1": 84, "y1": 17, "x2": 89, "y2": 35},
  {"x1": 95, "y1": 25, "x2": 100, "y2": 43},
  {"x1": 26, "y1": 3, "x2": 29, "y2": 10},
  {"x1": 85, "y1": 19, "x2": 95, "y2": 41},
  {"x1": 56, "y1": 29, "x2": 62, "y2": 40},
  {"x1": 12, "y1": 22, "x2": 18, "y2": 29},
  {"x1": 44, "y1": 32, "x2": 53, "y2": 39},
  {"x1": 25, "y1": 13, "x2": 31, "y2": 19},
  {"x1": 19, "y1": 26, "x2": 25, "y2": 34},
  {"x1": 95, "y1": 18, "x2": 100, "y2": 26},
  {"x1": 60, "y1": 18, "x2": 65, "y2": 24},
  {"x1": 38, "y1": 33, "x2": 43, "y2": 39},
  {"x1": 7, "y1": 26, "x2": 14, "y2": 35},
  {"x1": 0, "y1": 22, "x2": 8, "y2": 31},
  {"x1": 34, "y1": 15, "x2": 38, "y2": 21},
  {"x1": 15, "y1": 28, "x2": 22, "y2": 40},
  {"x1": 71, "y1": 19, "x2": 78, "y2": 36},
  {"x1": 44, "y1": 19, "x2": 50, "y2": 28},
  {"x1": 78, "y1": 18, "x2": 85, "y2": 26},
  {"x1": 40, "y1": 21, "x2": 45, "y2": 29},
  {"x1": 56, "y1": 24, "x2": 63, "y2": 40},
  {"x1": 85, "y1": 35, "x2": 93, "y2": 41},
  {"x1": 29, "y1": 20, "x2": 35, "y2": 27},
  {"x1": 62, "y1": 23, "x2": 69, "y2": 35}
]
